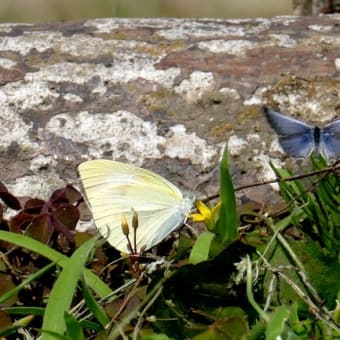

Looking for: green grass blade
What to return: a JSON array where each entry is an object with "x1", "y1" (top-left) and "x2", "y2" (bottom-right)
[
  {"x1": 0, "y1": 262, "x2": 55, "y2": 305},
  {"x1": 189, "y1": 231, "x2": 215, "y2": 264},
  {"x1": 4, "y1": 306, "x2": 45, "y2": 317},
  {"x1": 41, "y1": 234, "x2": 100, "y2": 339},
  {"x1": 216, "y1": 147, "x2": 238, "y2": 245},
  {"x1": 0, "y1": 231, "x2": 111, "y2": 298},
  {"x1": 78, "y1": 320, "x2": 103, "y2": 332},
  {"x1": 65, "y1": 312, "x2": 86, "y2": 340},
  {"x1": 265, "y1": 305, "x2": 291, "y2": 340},
  {"x1": 82, "y1": 276, "x2": 110, "y2": 328}
]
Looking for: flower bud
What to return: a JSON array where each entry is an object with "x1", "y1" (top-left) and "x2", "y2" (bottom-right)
[{"x1": 121, "y1": 215, "x2": 130, "y2": 236}]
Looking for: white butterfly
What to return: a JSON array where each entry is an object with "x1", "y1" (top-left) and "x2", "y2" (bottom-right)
[{"x1": 78, "y1": 159, "x2": 195, "y2": 254}]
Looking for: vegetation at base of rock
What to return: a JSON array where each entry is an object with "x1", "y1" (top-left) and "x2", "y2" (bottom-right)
[{"x1": 0, "y1": 151, "x2": 339, "y2": 339}]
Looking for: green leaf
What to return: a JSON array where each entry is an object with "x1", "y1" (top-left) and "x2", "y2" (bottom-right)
[
  {"x1": 216, "y1": 147, "x2": 238, "y2": 245},
  {"x1": 192, "y1": 307, "x2": 248, "y2": 340},
  {"x1": 25, "y1": 214, "x2": 53, "y2": 244},
  {"x1": 140, "y1": 334, "x2": 171, "y2": 340},
  {"x1": 265, "y1": 305, "x2": 290, "y2": 340},
  {"x1": 64, "y1": 312, "x2": 85, "y2": 340},
  {"x1": 269, "y1": 159, "x2": 340, "y2": 253},
  {"x1": 41, "y1": 234, "x2": 100, "y2": 339},
  {"x1": 0, "y1": 263, "x2": 54, "y2": 305},
  {"x1": 82, "y1": 276, "x2": 109, "y2": 328},
  {"x1": 4, "y1": 306, "x2": 45, "y2": 317},
  {"x1": 189, "y1": 231, "x2": 215, "y2": 264},
  {"x1": 0, "y1": 231, "x2": 111, "y2": 298}
]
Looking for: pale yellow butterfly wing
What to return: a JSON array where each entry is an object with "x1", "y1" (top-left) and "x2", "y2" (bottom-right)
[{"x1": 78, "y1": 159, "x2": 194, "y2": 253}]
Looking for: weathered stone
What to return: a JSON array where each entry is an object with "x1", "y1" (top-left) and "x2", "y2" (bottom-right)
[{"x1": 0, "y1": 16, "x2": 338, "y2": 207}]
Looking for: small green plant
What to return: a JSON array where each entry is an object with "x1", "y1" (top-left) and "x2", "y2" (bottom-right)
[
  {"x1": 0, "y1": 152, "x2": 338, "y2": 338},
  {"x1": 0, "y1": 182, "x2": 110, "y2": 338},
  {"x1": 271, "y1": 156, "x2": 340, "y2": 254},
  {"x1": 189, "y1": 147, "x2": 239, "y2": 264}
]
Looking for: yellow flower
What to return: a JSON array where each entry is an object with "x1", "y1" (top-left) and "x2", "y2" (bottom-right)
[
  {"x1": 190, "y1": 200, "x2": 220, "y2": 231},
  {"x1": 190, "y1": 200, "x2": 211, "y2": 222}
]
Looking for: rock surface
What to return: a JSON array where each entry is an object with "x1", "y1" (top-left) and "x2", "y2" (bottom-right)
[{"x1": 0, "y1": 16, "x2": 339, "y2": 205}]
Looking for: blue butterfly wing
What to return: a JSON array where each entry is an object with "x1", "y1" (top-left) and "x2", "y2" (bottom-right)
[
  {"x1": 320, "y1": 119, "x2": 340, "y2": 159},
  {"x1": 264, "y1": 107, "x2": 315, "y2": 158}
]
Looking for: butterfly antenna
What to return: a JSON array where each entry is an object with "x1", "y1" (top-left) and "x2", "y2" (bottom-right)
[{"x1": 121, "y1": 214, "x2": 134, "y2": 255}]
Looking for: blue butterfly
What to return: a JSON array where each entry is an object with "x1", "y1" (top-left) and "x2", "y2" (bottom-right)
[{"x1": 264, "y1": 107, "x2": 340, "y2": 159}]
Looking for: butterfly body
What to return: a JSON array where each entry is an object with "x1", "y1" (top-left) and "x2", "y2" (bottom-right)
[
  {"x1": 264, "y1": 107, "x2": 340, "y2": 159},
  {"x1": 78, "y1": 159, "x2": 194, "y2": 253}
]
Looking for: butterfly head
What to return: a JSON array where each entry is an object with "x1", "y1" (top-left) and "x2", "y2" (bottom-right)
[{"x1": 183, "y1": 192, "x2": 196, "y2": 215}]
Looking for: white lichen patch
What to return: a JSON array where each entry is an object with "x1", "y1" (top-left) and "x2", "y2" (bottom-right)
[
  {"x1": 59, "y1": 35, "x2": 126, "y2": 56},
  {"x1": 227, "y1": 135, "x2": 247, "y2": 156},
  {"x1": 271, "y1": 94, "x2": 332, "y2": 122},
  {"x1": 46, "y1": 110, "x2": 164, "y2": 165},
  {"x1": 174, "y1": 71, "x2": 216, "y2": 104},
  {"x1": 0, "y1": 23, "x2": 31, "y2": 33},
  {"x1": 228, "y1": 133, "x2": 264, "y2": 157},
  {"x1": 158, "y1": 23, "x2": 245, "y2": 40},
  {"x1": 268, "y1": 34, "x2": 297, "y2": 48},
  {"x1": 1, "y1": 30, "x2": 177, "y2": 60},
  {"x1": 59, "y1": 36, "x2": 150, "y2": 58},
  {"x1": 86, "y1": 17, "x2": 270, "y2": 38},
  {"x1": 45, "y1": 111, "x2": 219, "y2": 169},
  {"x1": 15, "y1": 156, "x2": 67, "y2": 198},
  {"x1": 164, "y1": 124, "x2": 219, "y2": 168},
  {"x1": 219, "y1": 87, "x2": 241, "y2": 100},
  {"x1": 0, "y1": 57, "x2": 17, "y2": 68},
  {"x1": 198, "y1": 34, "x2": 296, "y2": 55},
  {"x1": 84, "y1": 18, "x2": 171, "y2": 33},
  {"x1": 247, "y1": 134, "x2": 261, "y2": 143},
  {"x1": 308, "y1": 24, "x2": 334, "y2": 32},
  {"x1": 319, "y1": 35, "x2": 340, "y2": 45},
  {"x1": 268, "y1": 138, "x2": 285, "y2": 154},
  {"x1": 91, "y1": 82, "x2": 109, "y2": 96},
  {"x1": 7, "y1": 174, "x2": 65, "y2": 200},
  {"x1": 84, "y1": 18, "x2": 128, "y2": 32},
  {"x1": 29, "y1": 155, "x2": 58, "y2": 172},
  {"x1": 271, "y1": 16, "x2": 297, "y2": 26},
  {"x1": 0, "y1": 80, "x2": 58, "y2": 111},
  {"x1": 198, "y1": 39, "x2": 255, "y2": 54},
  {"x1": 7, "y1": 152, "x2": 62, "y2": 199},
  {"x1": 243, "y1": 87, "x2": 267, "y2": 106},
  {"x1": 157, "y1": 19, "x2": 269, "y2": 40},
  {"x1": 253, "y1": 153, "x2": 284, "y2": 191},
  {"x1": 25, "y1": 63, "x2": 95, "y2": 84},
  {"x1": 63, "y1": 93, "x2": 83, "y2": 103},
  {"x1": 0, "y1": 107, "x2": 37, "y2": 150},
  {"x1": 0, "y1": 32, "x2": 62, "y2": 55},
  {"x1": 2, "y1": 30, "x2": 183, "y2": 88},
  {"x1": 335, "y1": 58, "x2": 340, "y2": 71},
  {"x1": 26, "y1": 61, "x2": 180, "y2": 89}
]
